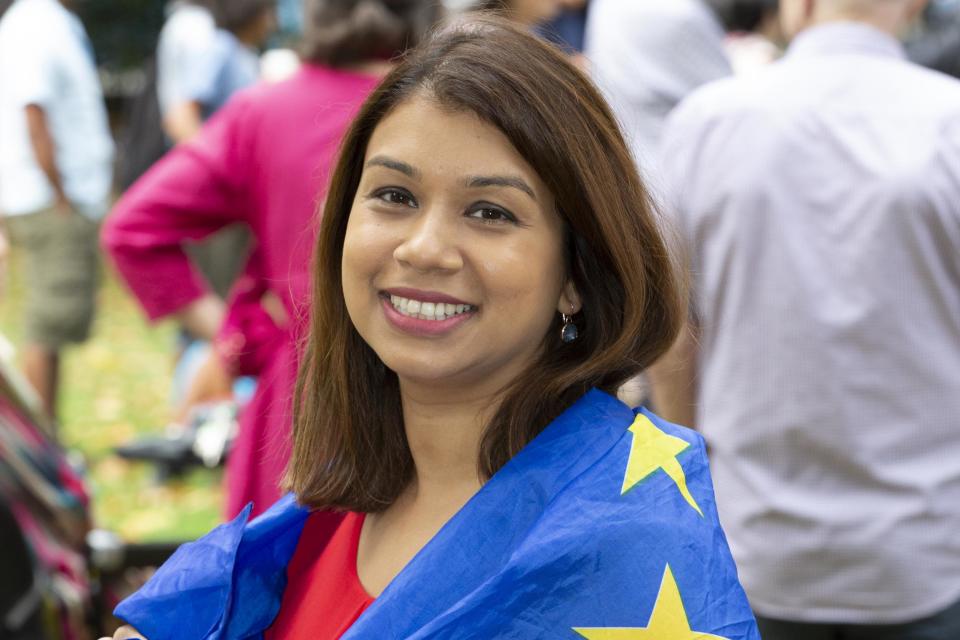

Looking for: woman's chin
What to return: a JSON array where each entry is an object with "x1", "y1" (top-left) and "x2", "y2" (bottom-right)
[
  {"x1": 388, "y1": 362, "x2": 469, "y2": 389},
  {"x1": 384, "y1": 356, "x2": 497, "y2": 396}
]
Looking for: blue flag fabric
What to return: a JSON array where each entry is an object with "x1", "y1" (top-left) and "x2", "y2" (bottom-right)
[{"x1": 116, "y1": 389, "x2": 760, "y2": 639}]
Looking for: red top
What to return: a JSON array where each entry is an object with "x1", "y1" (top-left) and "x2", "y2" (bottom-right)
[{"x1": 265, "y1": 512, "x2": 375, "y2": 639}]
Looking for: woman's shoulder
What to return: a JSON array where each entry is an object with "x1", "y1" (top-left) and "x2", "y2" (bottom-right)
[
  {"x1": 429, "y1": 408, "x2": 755, "y2": 638},
  {"x1": 544, "y1": 405, "x2": 716, "y2": 537},
  {"x1": 487, "y1": 393, "x2": 724, "y2": 574},
  {"x1": 518, "y1": 390, "x2": 712, "y2": 523},
  {"x1": 402, "y1": 406, "x2": 755, "y2": 638},
  {"x1": 504, "y1": 400, "x2": 728, "y2": 581}
]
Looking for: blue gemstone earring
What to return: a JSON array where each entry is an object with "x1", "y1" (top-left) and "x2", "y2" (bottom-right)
[{"x1": 561, "y1": 311, "x2": 579, "y2": 343}]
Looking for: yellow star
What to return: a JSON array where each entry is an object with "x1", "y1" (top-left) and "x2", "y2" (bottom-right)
[
  {"x1": 621, "y1": 413, "x2": 703, "y2": 516},
  {"x1": 573, "y1": 565, "x2": 730, "y2": 640}
]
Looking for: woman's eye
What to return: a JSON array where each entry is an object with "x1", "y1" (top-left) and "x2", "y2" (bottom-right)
[
  {"x1": 374, "y1": 188, "x2": 417, "y2": 207},
  {"x1": 467, "y1": 205, "x2": 517, "y2": 224}
]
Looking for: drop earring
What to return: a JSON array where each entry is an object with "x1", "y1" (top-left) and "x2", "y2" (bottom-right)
[{"x1": 561, "y1": 309, "x2": 579, "y2": 343}]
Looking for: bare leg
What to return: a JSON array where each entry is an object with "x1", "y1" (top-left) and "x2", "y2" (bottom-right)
[{"x1": 22, "y1": 343, "x2": 59, "y2": 424}]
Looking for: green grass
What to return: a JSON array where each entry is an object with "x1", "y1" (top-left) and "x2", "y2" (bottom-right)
[{"x1": 1, "y1": 245, "x2": 222, "y2": 542}]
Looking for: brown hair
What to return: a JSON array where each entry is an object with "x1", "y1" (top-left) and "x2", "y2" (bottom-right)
[
  {"x1": 300, "y1": 0, "x2": 443, "y2": 67},
  {"x1": 288, "y1": 15, "x2": 685, "y2": 512}
]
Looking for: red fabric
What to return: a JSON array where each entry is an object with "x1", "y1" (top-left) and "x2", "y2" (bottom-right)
[
  {"x1": 265, "y1": 512, "x2": 375, "y2": 640},
  {"x1": 102, "y1": 65, "x2": 380, "y2": 517}
]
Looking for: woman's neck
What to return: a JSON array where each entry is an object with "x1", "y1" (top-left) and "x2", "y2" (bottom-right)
[
  {"x1": 398, "y1": 383, "x2": 498, "y2": 504},
  {"x1": 356, "y1": 386, "x2": 494, "y2": 597}
]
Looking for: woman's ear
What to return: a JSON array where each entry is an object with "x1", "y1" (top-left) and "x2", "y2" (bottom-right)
[{"x1": 557, "y1": 279, "x2": 582, "y2": 315}]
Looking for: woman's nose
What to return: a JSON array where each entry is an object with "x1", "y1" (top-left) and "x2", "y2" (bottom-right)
[{"x1": 392, "y1": 209, "x2": 463, "y2": 273}]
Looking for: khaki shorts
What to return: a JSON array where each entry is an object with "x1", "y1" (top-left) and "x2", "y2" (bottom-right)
[{"x1": 5, "y1": 206, "x2": 100, "y2": 348}]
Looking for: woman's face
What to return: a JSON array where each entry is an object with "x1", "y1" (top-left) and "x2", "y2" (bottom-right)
[{"x1": 342, "y1": 94, "x2": 579, "y2": 397}]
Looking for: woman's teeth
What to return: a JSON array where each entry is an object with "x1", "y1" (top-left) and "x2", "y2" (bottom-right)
[{"x1": 389, "y1": 295, "x2": 474, "y2": 321}]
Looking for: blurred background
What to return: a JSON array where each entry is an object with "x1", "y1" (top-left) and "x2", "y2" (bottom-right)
[
  {"x1": 0, "y1": 0, "x2": 309, "y2": 546},
  {"x1": 1, "y1": 0, "x2": 959, "y2": 637}
]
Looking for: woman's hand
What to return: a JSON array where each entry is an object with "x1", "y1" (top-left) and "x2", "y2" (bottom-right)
[{"x1": 99, "y1": 625, "x2": 146, "y2": 639}]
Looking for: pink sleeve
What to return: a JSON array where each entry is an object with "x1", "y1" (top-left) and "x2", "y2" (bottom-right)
[
  {"x1": 101, "y1": 93, "x2": 257, "y2": 320},
  {"x1": 214, "y1": 250, "x2": 286, "y2": 378}
]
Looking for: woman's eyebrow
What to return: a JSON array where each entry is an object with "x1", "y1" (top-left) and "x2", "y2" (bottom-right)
[
  {"x1": 364, "y1": 155, "x2": 421, "y2": 179},
  {"x1": 466, "y1": 175, "x2": 537, "y2": 202},
  {"x1": 364, "y1": 156, "x2": 536, "y2": 203}
]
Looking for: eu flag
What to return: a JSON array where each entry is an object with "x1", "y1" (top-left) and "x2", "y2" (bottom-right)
[{"x1": 116, "y1": 390, "x2": 760, "y2": 639}]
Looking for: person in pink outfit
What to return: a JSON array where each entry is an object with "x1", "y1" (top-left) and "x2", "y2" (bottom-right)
[{"x1": 103, "y1": 0, "x2": 441, "y2": 519}]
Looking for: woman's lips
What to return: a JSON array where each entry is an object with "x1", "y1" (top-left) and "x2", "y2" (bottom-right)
[
  {"x1": 382, "y1": 287, "x2": 472, "y2": 306},
  {"x1": 380, "y1": 295, "x2": 476, "y2": 337}
]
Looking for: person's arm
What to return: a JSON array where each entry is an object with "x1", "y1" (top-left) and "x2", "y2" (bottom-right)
[
  {"x1": 174, "y1": 347, "x2": 233, "y2": 423},
  {"x1": 174, "y1": 292, "x2": 226, "y2": 341},
  {"x1": 102, "y1": 93, "x2": 256, "y2": 326},
  {"x1": 24, "y1": 104, "x2": 69, "y2": 213},
  {"x1": 647, "y1": 320, "x2": 699, "y2": 428},
  {"x1": 162, "y1": 99, "x2": 204, "y2": 144},
  {"x1": 158, "y1": 6, "x2": 220, "y2": 144},
  {"x1": 176, "y1": 255, "x2": 286, "y2": 421},
  {"x1": 647, "y1": 72, "x2": 712, "y2": 429}
]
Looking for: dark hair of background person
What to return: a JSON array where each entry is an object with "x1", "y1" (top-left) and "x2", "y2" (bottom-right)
[
  {"x1": 705, "y1": 0, "x2": 779, "y2": 32},
  {"x1": 286, "y1": 15, "x2": 686, "y2": 512},
  {"x1": 301, "y1": 0, "x2": 444, "y2": 67},
  {"x1": 212, "y1": 0, "x2": 276, "y2": 34},
  {"x1": 906, "y1": 1, "x2": 960, "y2": 79},
  {"x1": 469, "y1": 0, "x2": 507, "y2": 10}
]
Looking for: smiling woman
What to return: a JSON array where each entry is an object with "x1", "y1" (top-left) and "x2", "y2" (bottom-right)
[
  {"x1": 340, "y1": 98, "x2": 573, "y2": 432},
  {"x1": 104, "y1": 15, "x2": 760, "y2": 640}
]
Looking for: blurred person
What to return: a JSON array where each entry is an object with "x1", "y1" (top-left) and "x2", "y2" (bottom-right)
[
  {"x1": 585, "y1": 0, "x2": 777, "y2": 171},
  {"x1": 103, "y1": 0, "x2": 442, "y2": 520},
  {"x1": 584, "y1": 0, "x2": 733, "y2": 170},
  {"x1": 102, "y1": 17, "x2": 759, "y2": 640},
  {"x1": 0, "y1": 0, "x2": 114, "y2": 422},
  {"x1": 540, "y1": 1, "x2": 590, "y2": 51},
  {"x1": 158, "y1": 0, "x2": 276, "y2": 145},
  {"x1": 723, "y1": 0, "x2": 784, "y2": 73},
  {"x1": 458, "y1": 0, "x2": 592, "y2": 71},
  {"x1": 0, "y1": 354, "x2": 94, "y2": 639},
  {"x1": 654, "y1": 0, "x2": 960, "y2": 637},
  {"x1": 156, "y1": 0, "x2": 277, "y2": 304},
  {"x1": 584, "y1": 0, "x2": 772, "y2": 408},
  {"x1": 464, "y1": 0, "x2": 585, "y2": 28}
]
